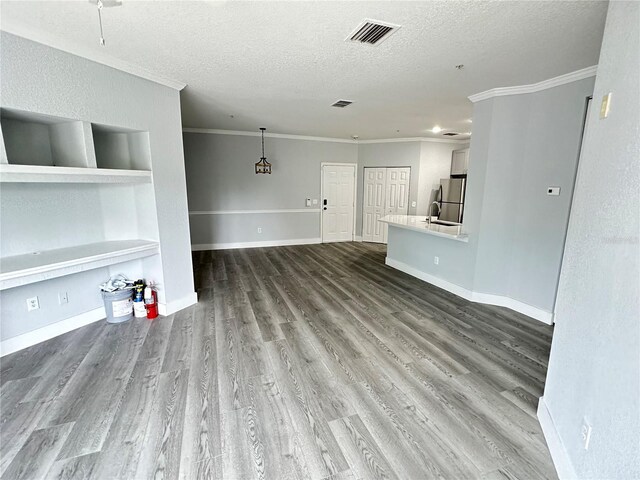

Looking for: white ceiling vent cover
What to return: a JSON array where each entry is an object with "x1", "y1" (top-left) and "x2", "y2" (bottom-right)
[{"x1": 347, "y1": 19, "x2": 401, "y2": 46}]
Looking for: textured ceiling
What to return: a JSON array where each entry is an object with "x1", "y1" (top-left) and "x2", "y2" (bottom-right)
[{"x1": 0, "y1": 1, "x2": 608, "y2": 139}]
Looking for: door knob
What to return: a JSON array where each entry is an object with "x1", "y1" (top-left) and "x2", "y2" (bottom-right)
[{"x1": 323, "y1": 207, "x2": 327, "y2": 211}]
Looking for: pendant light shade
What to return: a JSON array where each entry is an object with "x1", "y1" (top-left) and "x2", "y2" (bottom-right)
[{"x1": 255, "y1": 127, "x2": 272, "y2": 174}]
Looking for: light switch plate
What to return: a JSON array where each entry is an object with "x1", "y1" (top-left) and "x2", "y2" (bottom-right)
[
  {"x1": 600, "y1": 93, "x2": 612, "y2": 119},
  {"x1": 411, "y1": 201, "x2": 417, "y2": 208},
  {"x1": 306, "y1": 198, "x2": 311, "y2": 207},
  {"x1": 312, "y1": 199, "x2": 318, "y2": 205},
  {"x1": 547, "y1": 186, "x2": 561, "y2": 196}
]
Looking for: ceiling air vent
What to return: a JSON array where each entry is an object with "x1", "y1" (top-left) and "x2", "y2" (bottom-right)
[
  {"x1": 443, "y1": 132, "x2": 460, "y2": 136},
  {"x1": 332, "y1": 100, "x2": 353, "y2": 108},
  {"x1": 347, "y1": 19, "x2": 401, "y2": 46}
]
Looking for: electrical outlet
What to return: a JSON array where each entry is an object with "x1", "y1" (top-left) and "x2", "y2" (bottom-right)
[
  {"x1": 257, "y1": 227, "x2": 262, "y2": 234},
  {"x1": 26, "y1": 296, "x2": 40, "y2": 311},
  {"x1": 58, "y1": 292, "x2": 69, "y2": 304},
  {"x1": 434, "y1": 256, "x2": 439, "y2": 265},
  {"x1": 581, "y1": 420, "x2": 592, "y2": 450}
]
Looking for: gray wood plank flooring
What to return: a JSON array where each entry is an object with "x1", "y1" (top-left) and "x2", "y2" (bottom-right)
[{"x1": 0, "y1": 242, "x2": 557, "y2": 479}]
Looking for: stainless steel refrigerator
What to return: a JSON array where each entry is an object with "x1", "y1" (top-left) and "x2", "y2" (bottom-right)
[{"x1": 437, "y1": 178, "x2": 466, "y2": 223}]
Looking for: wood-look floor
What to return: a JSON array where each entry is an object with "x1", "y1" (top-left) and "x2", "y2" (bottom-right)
[{"x1": 0, "y1": 242, "x2": 557, "y2": 480}]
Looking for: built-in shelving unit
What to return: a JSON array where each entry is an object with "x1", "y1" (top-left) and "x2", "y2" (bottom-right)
[
  {"x1": 0, "y1": 240, "x2": 159, "y2": 290},
  {"x1": 92, "y1": 124, "x2": 152, "y2": 171},
  {"x1": 1, "y1": 108, "x2": 95, "y2": 168},
  {"x1": 0, "y1": 108, "x2": 152, "y2": 184},
  {"x1": 0, "y1": 164, "x2": 151, "y2": 183},
  {"x1": 0, "y1": 164, "x2": 152, "y2": 184},
  {"x1": 0, "y1": 107, "x2": 161, "y2": 297}
]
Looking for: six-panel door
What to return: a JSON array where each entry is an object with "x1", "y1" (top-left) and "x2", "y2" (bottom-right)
[
  {"x1": 362, "y1": 167, "x2": 410, "y2": 243},
  {"x1": 322, "y1": 164, "x2": 356, "y2": 243}
]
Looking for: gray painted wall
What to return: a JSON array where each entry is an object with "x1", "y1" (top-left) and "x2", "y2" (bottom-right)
[
  {"x1": 473, "y1": 77, "x2": 594, "y2": 312},
  {"x1": 0, "y1": 33, "x2": 194, "y2": 341},
  {"x1": 386, "y1": 76, "x2": 594, "y2": 314},
  {"x1": 183, "y1": 133, "x2": 463, "y2": 246},
  {"x1": 543, "y1": 2, "x2": 640, "y2": 478},
  {"x1": 184, "y1": 132, "x2": 357, "y2": 246}
]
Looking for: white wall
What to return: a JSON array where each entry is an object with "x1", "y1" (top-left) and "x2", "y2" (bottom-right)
[
  {"x1": 0, "y1": 33, "x2": 194, "y2": 343},
  {"x1": 542, "y1": 2, "x2": 640, "y2": 478}
]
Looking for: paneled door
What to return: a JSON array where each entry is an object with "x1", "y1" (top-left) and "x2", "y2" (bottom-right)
[
  {"x1": 362, "y1": 168, "x2": 387, "y2": 243},
  {"x1": 322, "y1": 164, "x2": 356, "y2": 243},
  {"x1": 385, "y1": 167, "x2": 411, "y2": 215},
  {"x1": 362, "y1": 167, "x2": 410, "y2": 244}
]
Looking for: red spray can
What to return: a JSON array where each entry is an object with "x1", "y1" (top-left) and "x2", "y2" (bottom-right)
[{"x1": 144, "y1": 286, "x2": 159, "y2": 319}]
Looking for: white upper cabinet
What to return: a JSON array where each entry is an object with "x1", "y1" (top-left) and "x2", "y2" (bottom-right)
[{"x1": 451, "y1": 148, "x2": 470, "y2": 176}]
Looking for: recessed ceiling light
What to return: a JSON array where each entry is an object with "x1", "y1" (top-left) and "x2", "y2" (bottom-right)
[
  {"x1": 466, "y1": 118, "x2": 473, "y2": 124},
  {"x1": 465, "y1": 132, "x2": 472, "y2": 136},
  {"x1": 432, "y1": 126, "x2": 442, "y2": 133}
]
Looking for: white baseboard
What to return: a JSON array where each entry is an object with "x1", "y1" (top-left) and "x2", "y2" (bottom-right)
[
  {"x1": 537, "y1": 396, "x2": 576, "y2": 479},
  {"x1": 0, "y1": 307, "x2": 106, "y2": 357},
  {"x1": 472, "y1": 291, "x2": 554, "y2": 324},
  {"x1": 386, "y1": 257, "x2": 475, "y2": 300},
  {"x1": 158, "y1": 292, "x2": 198, "y2": 316},
  {"x1": 354, "y1": 235, "x2": 363, "y2": 242},
  {"x1": 385, "y1": 257, "x2": 554, "y2": 324},
  {"x1": 192, "y1": 237, "x2": 322, "y2": 251}
]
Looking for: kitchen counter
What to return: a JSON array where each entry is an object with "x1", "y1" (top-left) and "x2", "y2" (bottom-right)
[{"x1": 379, "y1": 215, "x2": 469, "y2": 242}]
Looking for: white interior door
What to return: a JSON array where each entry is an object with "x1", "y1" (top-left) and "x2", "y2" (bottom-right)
[
  {"x1": 322, "y1": 164, "x2": 355, "y2": 243},
  {"x1": 382, "y1": 167, "x2": 410, "y2": 243},
  {"x1": 362, "y1": 167, "x2": 387, "y2": 243},
  {"x1": 385, "y1": 167, "x2": 411, "y2": 215}
]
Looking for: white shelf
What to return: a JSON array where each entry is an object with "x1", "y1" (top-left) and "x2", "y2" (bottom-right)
[
  {"x1": 0, "y1": 164, "x2": 152, "y2": 184},
  {"x1": 0, "y1": 240, "x2": 160, "y2": 290}
]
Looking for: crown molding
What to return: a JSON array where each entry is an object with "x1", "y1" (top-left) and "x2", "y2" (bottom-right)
[
  {"x1": 183, "y1": 128, "x2": 469, "y2": 144},
  {"x1": 182, "y1": 128, "x2": 355, "y2": 144},
  {"x1": 468, "y1": 65, "x2": 598, "y2": 103},
  {"x1": 1, "y1": 23, "x2": 187, "y2": 91},
  {"x1": 358, "y1": 137, "x2": 468, "y2": 144}
]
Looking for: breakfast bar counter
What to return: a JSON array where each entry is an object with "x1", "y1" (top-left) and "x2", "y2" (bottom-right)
[{"x1": 379, "y1": 215, "x2": 469, "y2": 243}]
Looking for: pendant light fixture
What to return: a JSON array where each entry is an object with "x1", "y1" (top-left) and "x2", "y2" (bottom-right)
[
  {"x1": 88, "y1": 0, "x2": 122, "y2": 46},
  {"x1": 255, "y1": 127, "x2": 272, "y2": 174}
]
